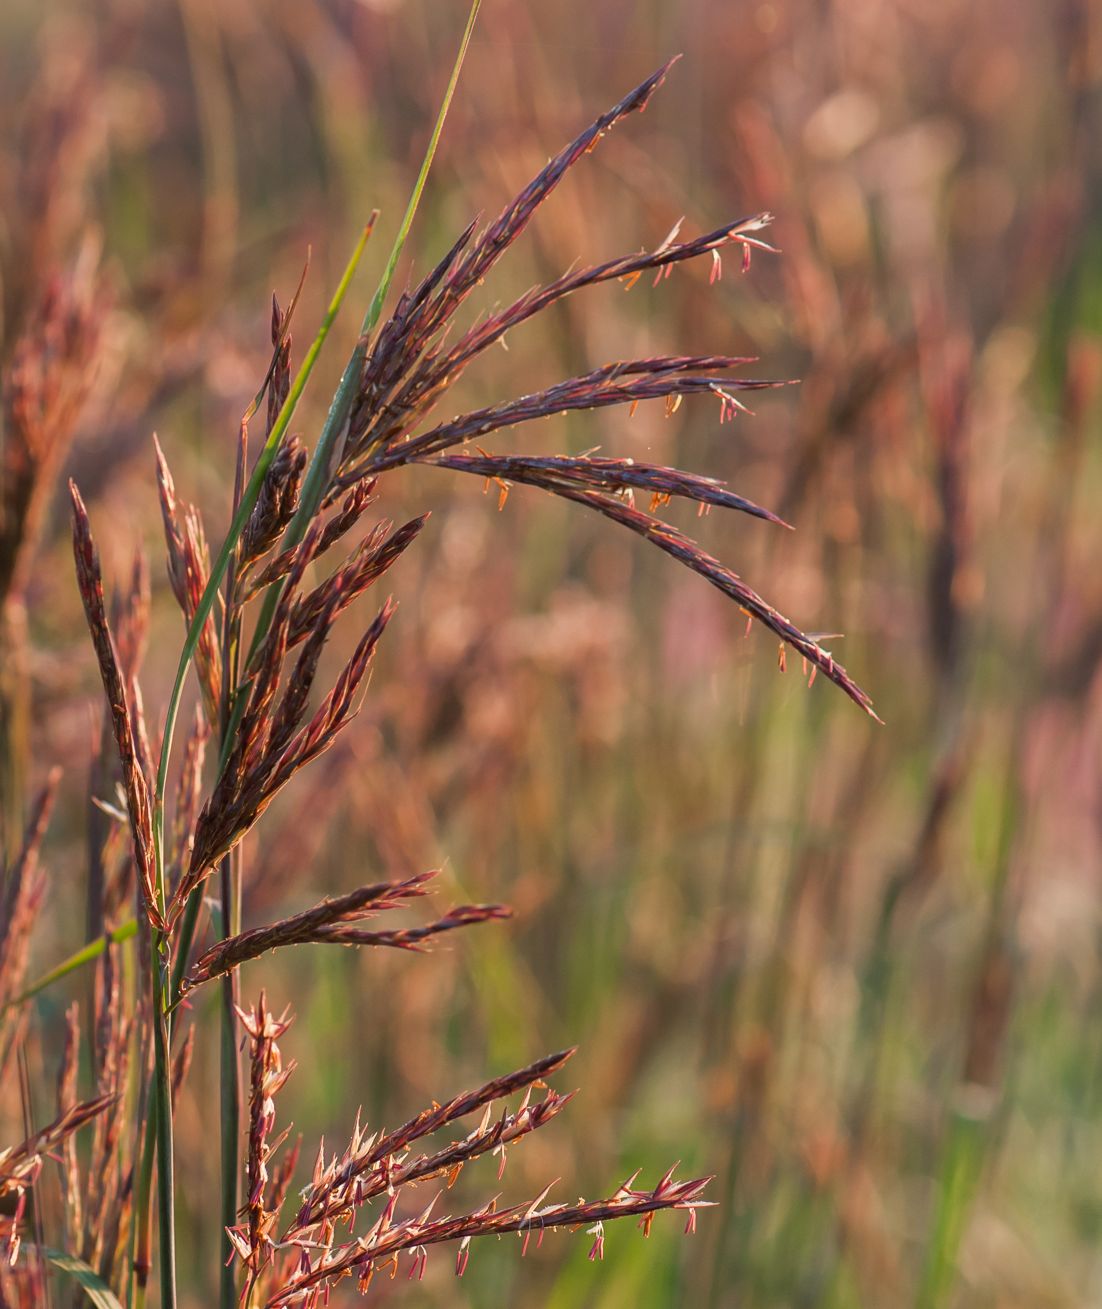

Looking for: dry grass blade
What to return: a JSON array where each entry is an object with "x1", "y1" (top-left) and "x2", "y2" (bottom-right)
[
  {"x1": 69, "y1": 482, "x2": 166, "y2": 928},
  {"x1": 0, "y1": 1094, "x2": 119, "y2": 1186},
  {"x1": 0, "y1": 1092, "x2": 118, "y2": 1266}
]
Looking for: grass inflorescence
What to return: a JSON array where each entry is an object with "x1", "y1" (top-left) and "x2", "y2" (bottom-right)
[{"x1": 0, "y1": 14, "x2": 877, "y2": 1307}]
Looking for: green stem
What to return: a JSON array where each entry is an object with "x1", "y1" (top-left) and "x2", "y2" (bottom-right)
[
  {"x1": 218, "y1": 852, "x2": 241, "y2": 1309},
  {"x1": 150, "y1": 944, "x2": 176, "y2": 1309},
  {"x1": 218, "y1": 442, "x2": 246, "y2": 1309},
  {"x1": 130, "y1": 1039, "x2": 157, "y2": 1309},
  {"x1": 916, "y1": 1106, "x2": 987, "y2": 1309},
  {"x1": 7, "y1": 920, "x2": 138, "y2": 1010}
]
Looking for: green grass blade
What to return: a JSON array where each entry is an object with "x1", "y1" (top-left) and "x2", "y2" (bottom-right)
[
  {"x1": 5, "y1": 920, "x2": 138, "y2": 1008},
  {"x1": 245, "y1": 0, "x2": 482, "y2": 671},
  {"x1": 360, "y1": 0, "x2": 481, "y2": 342},
  {"x1": 41, "y1": 1249, "x2": 125, "y2": 1308}
]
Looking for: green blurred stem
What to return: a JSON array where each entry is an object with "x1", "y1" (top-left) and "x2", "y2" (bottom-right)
[
  {"x1": 916, "y1": 1106, "x2": 987, "y2": 1309},
  {"x1": 131, "y1": 1072, "x2": 157, "y2": 1309}
]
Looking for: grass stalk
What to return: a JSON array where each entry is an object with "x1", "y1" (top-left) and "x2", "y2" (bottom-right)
[
  {"x1": 6, "y1": 0, "x2": 481, "y2": 1020},
  {"x1": 915, "y1": 1106, "x2": 986, "y2": 1309},
  {"x1": 218, "y1": 431, "x2": 247, "y2": 1309},
  {"x1": 149, "y1": 952, "x2": 176, "y2": 1309},
  {"x1": 131, "y1": 1095, "x2": 156, "y2": 1309},
  {"x1": 218, "y1": 855, "x2": 241, "y2": 1309}
]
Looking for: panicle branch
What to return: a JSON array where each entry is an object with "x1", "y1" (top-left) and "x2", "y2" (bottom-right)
[
  {"x1": 268, "y1": 1165, "x2": 712, "y2": 1303},
  {"x1": 345, "y1": 356, "x2": 786, "y2": 479},
  {"x1": 554, "y1": 486, "x2": 878, "y2": 717},
  {"x1": 348, "y1": 214, "x2": 775, "y2": 468},
  {"x1": 177, "y1": 872, "x2": 436, "y2": 999},
  {"x1": 307, "y1": 900, "x2": 511, "y2": 949},
  {"x1": 345, "y1": 60, "x2": 680, "y2": 464},
  {"x1": 429, "y1": 452, "x2": 792, "y2": 526},
  {"x1": 288, "y1": 1048, "x2": 577, "y2": 1238},
  {"x1": 226, "y1": 993, "x2": 295, "y2": 1288}
]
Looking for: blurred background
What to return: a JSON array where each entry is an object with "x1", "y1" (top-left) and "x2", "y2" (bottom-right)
[{"x1": 2, "y1": 0, "x2": 1101, "y2": 1304}]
